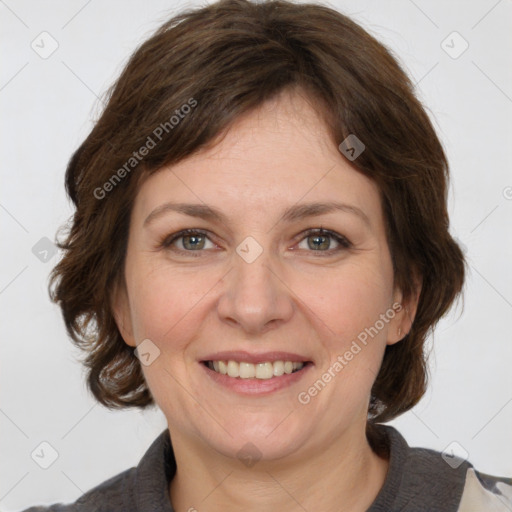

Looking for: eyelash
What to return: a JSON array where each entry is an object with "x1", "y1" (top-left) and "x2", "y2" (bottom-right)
[{"x1": 160, "y1": 227, "x2": 352, "y2": 257}]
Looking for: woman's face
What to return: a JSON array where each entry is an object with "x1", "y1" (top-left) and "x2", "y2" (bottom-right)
[{"x1": 114, "y1": 89, "x2": 412, "y2": 462}]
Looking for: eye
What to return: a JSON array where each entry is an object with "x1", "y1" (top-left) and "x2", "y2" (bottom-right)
[
  {"x1": 296, "y1": 228, "x2": 351, "y2": 254},
  {"x1": 160, "y1": 227, "x2": 351, "y2": 257},
  {"x1": 161, "y1": 229, "x2": 216, "y2": 254}
]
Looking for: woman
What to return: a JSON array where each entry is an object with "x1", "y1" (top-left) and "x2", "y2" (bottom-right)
[{"x1": 22, "y1": 0, "x2": 511, "y2": 510}]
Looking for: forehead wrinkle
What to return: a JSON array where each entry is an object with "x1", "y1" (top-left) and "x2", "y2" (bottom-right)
[{"x1": 143, "y1": 201, "x2": 371, "y2": 229}]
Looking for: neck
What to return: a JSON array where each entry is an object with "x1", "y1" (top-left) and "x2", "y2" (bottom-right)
[{"x1": 168, "y1": 422, "x2": 389, "y2": 512}]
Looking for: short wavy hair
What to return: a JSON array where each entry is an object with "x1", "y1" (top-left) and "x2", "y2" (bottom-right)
[{"x1": 50, "y1": 0, "x2": 465, "y2": 423}]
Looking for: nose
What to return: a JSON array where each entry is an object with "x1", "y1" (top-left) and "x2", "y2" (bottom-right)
[{"x1": 216, "y1": 248, "x2": 295, "y2": 335}]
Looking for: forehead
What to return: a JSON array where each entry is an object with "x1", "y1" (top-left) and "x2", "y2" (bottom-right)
[{"x1": 132, "y1": 89, "x2": 383, "y2": 230}]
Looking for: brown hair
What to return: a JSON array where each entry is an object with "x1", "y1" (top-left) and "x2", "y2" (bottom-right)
[{"x1": 50, "y1": 0, "x2": 465, "y2": 423}]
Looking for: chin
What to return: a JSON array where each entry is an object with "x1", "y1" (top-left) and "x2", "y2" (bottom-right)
[{"x1": 196, "y1": 413, "x2": 313, "y2": 463}]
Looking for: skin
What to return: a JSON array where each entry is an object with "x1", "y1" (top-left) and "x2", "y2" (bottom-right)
[{"x1": 113, "y1": 87, "x2": 420, "y2": 512}]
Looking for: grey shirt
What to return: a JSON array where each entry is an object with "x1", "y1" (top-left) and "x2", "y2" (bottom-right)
[{"x1": 21, "y1": 425, "x2": 512, "y2": 511}]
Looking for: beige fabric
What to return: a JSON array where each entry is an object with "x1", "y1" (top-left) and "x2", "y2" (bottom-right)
[{"x1": 457, "y1": 469, "x2": 512, "y2": 512}]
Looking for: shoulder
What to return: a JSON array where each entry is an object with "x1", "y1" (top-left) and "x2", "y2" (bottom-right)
[
  {"x1": 18, "y1": 428, "x2": 174, "y2": 512},
  {"x1": 370, "y1": 425, "x2": 512, "y2": 512},
  {"x1": 405, "y1": 444, "x2": 512, "y2": 511},
  {"x1": 457, "y1": 469, "x2": 512, "y2": 511},
  {"x1": 19, "y1": 467, "x2": 136, "y2": 512}
]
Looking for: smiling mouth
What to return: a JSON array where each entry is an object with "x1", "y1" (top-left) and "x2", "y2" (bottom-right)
[{"x1": 203, "y1": 360, "x2": 311, "y2": 380}]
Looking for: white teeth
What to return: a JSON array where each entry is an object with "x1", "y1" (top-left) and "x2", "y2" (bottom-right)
[
  {"x1": 207, "y1": 360, "x2": 305, "y2": 379},
  {"x1": 255, "y1": 362, "x2": 273, "y2": 379},
  {"x1": 227, "y1": 360, "x2": 239, "y2": 378},
  {"x1": 218, "y1": 361, "x2": 227, "y2": 375},
  {"x1": 239, "y1": 362, "x2": 255, "y2": 378},
  {"x1": 273, "y1": 360, "x2": 285, "y2": 376}
]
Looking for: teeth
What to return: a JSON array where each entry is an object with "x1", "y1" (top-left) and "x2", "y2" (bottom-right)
[
  {"x1": 227, "y1": 360, "x2": 239, "y2": 378},
  {"x1": 273, "y1": 360, "x2": 284, "y2": 376},
  {"x1": 256, "y1": 362, "x2": 273, "y2": 379},
  {"x1": 239, "y1": 362, "x2": 255, "y2": 378},
  {"x1": 207, "y1": 360, "x2": 305, "y2": 379}
]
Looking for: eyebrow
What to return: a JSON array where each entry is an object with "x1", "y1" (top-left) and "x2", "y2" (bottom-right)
[{"x1": 143, "y1": 201, "x2": 371, "y2": 228}]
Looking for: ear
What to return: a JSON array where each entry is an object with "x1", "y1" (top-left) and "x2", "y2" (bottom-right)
[
  {"x1": 110, "y1": 278, "x2": 137, "y2": 348},
  {"x1": 387, "y1": 273, "x2": 422, "y2": 346}
]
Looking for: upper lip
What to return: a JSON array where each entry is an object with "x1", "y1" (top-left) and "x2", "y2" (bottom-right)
[{"x1": 201, "y1": 351, "x2": 311, "y2": 364}]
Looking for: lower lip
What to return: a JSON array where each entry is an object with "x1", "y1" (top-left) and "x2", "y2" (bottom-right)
[{"x1": 201, "y1": 362, "x2": 313, "y2": 395}]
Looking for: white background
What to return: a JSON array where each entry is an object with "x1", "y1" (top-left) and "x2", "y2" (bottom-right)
[{"x1": 1, "y1": 0, "x2": 511, "y2": 509}]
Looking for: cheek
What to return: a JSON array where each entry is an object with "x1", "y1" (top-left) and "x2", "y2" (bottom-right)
[
  {"x1": 292, "y1": 259, "x2": 394, "y2": 404},
  {"x1": 296, "y1": 259, "x2": 394, "y2": 343},
  {"x1": 125, "y1": 262, "x2": 217, "y2": 349}
]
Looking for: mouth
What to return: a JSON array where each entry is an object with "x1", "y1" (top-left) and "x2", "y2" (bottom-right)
[
  {"x1": 202, "y1": 359, "x2": 312, "y2": 380},
  {"x1": 199, "y1": 351, "x2": 314, "y2": 394}
]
